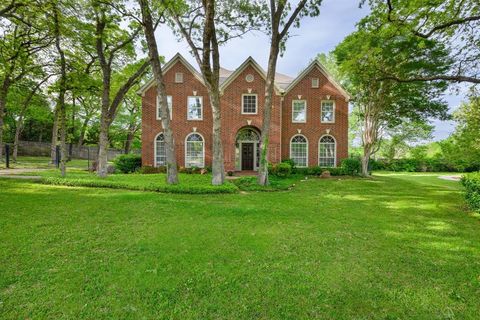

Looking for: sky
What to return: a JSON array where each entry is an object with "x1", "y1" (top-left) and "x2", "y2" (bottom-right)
[{"x1": 154, "y1": 0, "x2": 463, "y2": 141}]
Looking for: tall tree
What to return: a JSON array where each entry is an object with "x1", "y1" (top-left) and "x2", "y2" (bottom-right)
[
  {"x1": 257, "y1": 0, "x2": 322, "y2": 186},
  {"x1": 92, "y1": 1, "x2": 149, "y2": 177},
  {"x1": 171, "y1": 0, "x2": 257, "y2": 185},
  {"x1": 334, "y1": 16, "x2": 450, "y2": 175},
  {"x1": 0, "y1": 10, "x2": 50, "y2": 161},
  {"x1": 363, "y1": 0, "x2": 480, "y2": 84},
  {"x1": 138, "y1": 0, "x2": 178, "y2": 184}
]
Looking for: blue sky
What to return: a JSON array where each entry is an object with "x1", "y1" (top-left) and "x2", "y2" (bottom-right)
[{"x1": 154, "y1": 0, "x2": 462, "y2": 141}]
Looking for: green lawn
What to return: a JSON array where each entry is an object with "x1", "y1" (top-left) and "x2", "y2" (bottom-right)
[
  {"x1": 1, "y1": 172, "x2": 479, "y2": 319},
  {"x1": 0, "y1": 156, "x2": 90, "y2": 170}
]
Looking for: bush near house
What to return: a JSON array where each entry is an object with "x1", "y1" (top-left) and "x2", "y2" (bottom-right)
[
  {"x1": 340, "y1": 158, "x2": 362, "y2": 175},
  {"x1": 113, "y1": 154, "x2": 142, "y2": 173},
  {"x1": 461, "y1": 172, "x2": 480, "y2": 212}
]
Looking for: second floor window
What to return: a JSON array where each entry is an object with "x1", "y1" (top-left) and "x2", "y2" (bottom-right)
[
  {"x1": 157, "y1": 95, "x2": 172, "y2": 120},
  {"x1": 321, "y1": 101, "x2": 335, "y2": 123},
  {"x1": 242, "y1": 94, "x2": 257, "y2": 114},
  {"x1": 187, "y1": 96, "x2": 203, "y2": 120},
  {"x1": 292, "y1": 100, "x2": 306, "y2": 123}
]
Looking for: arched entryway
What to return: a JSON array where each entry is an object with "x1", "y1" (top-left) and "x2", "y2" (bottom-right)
[{"x1": 235, "y1": 127, "x2": 260, "y2": 171}]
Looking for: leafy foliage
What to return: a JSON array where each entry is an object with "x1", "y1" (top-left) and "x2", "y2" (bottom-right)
[
  {"x1": 113, "y1": 153, "x2": 141, "y2": 173},
  {"x1": 461, "y1": 173, "x2": 480, "y2": 212}
]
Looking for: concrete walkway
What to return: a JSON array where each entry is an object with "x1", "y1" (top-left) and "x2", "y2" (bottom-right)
[
  {"x1": 438, "y1": 175, "x2": 461, "y2": 181},
  {"x1": 0, "y1": 168, "x2": 45, "y2": 179}
]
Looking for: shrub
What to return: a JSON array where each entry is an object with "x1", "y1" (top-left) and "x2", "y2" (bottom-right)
[
  {"x1": 326, "y1": 167, "x2": 345, "y2": 176},
  {"x1": 269, "y1": 162, "x2": 292, "y2": 177},
  {"x1": 341, "y1": 158, "x2": 361, "y2": 175},
  {"x1": 461, "y1": 172, "x2": 480, "y2": 212},
  {"x1": 113, "y1": 154, "x2": 142, "y2": 173},
  {"x1": 282, "y1": 158, "x2": 296, "y2": 169},
  {"x1": 139, "y1": 166, "x2": 166, "y2": 174},
  {"x1": 309, "y1": 166, "x2": 323, "y2": 176}
]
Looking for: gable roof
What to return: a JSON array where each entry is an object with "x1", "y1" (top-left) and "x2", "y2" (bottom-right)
[
  {"x1": 137, "y1": 53, "x2": 205, "y2": 96},
  {"x1": 219, "y1": 56, "x2": 284, "y2": 94},
  {"x1": 284, "y1": 60, "x2": 351, "y2": 100}
]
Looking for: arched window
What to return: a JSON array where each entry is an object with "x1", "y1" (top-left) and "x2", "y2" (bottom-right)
[
  {"x1": 155, "y1": 133, "x2": 166, "y2": 167},
  {"x1": 319, "y1": 135, "x2": 336, "y2": 167},
  {"x1": 290, "y1": 135, "x2": 308, "y2": 167},
  {"x1": 185, "y1": 133, "x2": 205, "y2": 168}
]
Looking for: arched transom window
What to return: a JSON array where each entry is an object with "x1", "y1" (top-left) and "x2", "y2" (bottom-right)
[
  {"x1": 155, "y1": 133, "x2": 166, "y2": 166},
  {"x1": 185, "y1": 133, "x2": 204, "y2": 168},
  {"x1": 319, "y1": 135, "x2": 336, "y2": 167},
  {"x1": 290, "y1": 135, "x2": 308, "y2": 167}
]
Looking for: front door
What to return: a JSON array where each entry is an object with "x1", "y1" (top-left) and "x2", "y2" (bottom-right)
[{"x1": 241, "y1": 143, "x2": 254, "y2": 170}]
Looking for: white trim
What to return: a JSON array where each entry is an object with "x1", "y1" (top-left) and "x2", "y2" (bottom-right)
[
  {"x1": 284, "y1": 60, "x2": 351, "y2": 100},
  {"x1": 318, "y1": 134, "x2": 337, "y2": 167},
  {"x1": 187, "y1": 96, "x2": 203, "y2": 121},
  {"x1": 321, "y1": 100, "x2": 335, "y2": 123},
  {"x1": 156, "y1": 95, "x2": 172, "y2": 120},
  {"x1": 311, "y1": 78, "x2": 319, "y2": 88},
  {"x1": 137, "y1": 53, "x2": 205, "y2": 96},
  {"x1": 241, "y1": 93, "x2": 258, "y2": 115},
  {"x1": 185, "y1": 132, "x2": 205, "y2": 168},
  {"x1": 153, "y1": 132, "x2": 165, "y2": 167},
  {"x1": 292, "y1": 100, "x2": 307, "y2": 123},
  {"x1": 174, "y1": 72, "x2": 184, "y2": 83},
  {"x1": 289, "y1": 134, "x2": 309, "y2": 168},
  {"x1": 220, "y1": 57, "x2": 282, "y2": 94}
]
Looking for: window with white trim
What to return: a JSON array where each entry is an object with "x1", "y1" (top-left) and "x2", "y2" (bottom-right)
[
  {"x1": 187, "y1": 96, "x2": 203, "y2": 120},
  {"x1": 319, "y1": 135, "x2": 336, "y2": 167},
  {"x1": 157, "y1": 95, "x2": 172, "y2": 120},
  {"x1": 185, "y1": 133, "x2": 204, "y2": 168},
  {"x1": 242, "y1": 94, "x2": 257, "y2": 114},
  {"x1": 175, "y1": 72, "x2": 183, "y2": 83},
  {"x1": 292, "y1": 100, "x2": 306, "y2": 123},
  {"x1": 321, "y1": 101, "x2": 335, "y2": 123},
  {"x1": 311, "y1": 78, "x2": 319, "y2": 88},
  {"x1": 290, "y1": 135, "x2": 308, "y2": 167},
  {"x1": 155, "y1": 133, "x2": 166, "y2": 166}
]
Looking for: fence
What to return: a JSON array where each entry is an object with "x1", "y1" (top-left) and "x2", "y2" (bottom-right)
[{"x1": 15, "y1": 140, "x2": 139, "y2": 161}]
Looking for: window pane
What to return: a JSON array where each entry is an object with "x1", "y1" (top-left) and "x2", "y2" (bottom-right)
[
  {"x1": 290, "y1": 135, "x2": 308, "y2": 167},
  {"x1": 319, "y1": 136, "x2": 336, "y2": 167},
  {"x1": 186, "y1": 133, "x2": 204, "y2": 168},
  {"x1": 243, "y1": 95, "x2": 257, "y2": 113},
  {"x1": 293, "y1": 101, "x2": 306, "y2": 122},
  {"x1": 155, "y1": 134, "x2": 166, "y2": 166},
  {"x1": 188, "y1": 97, "x2": 202, "y2": 120},
  {"x1": 321, "y1": 101, "x2": 334, "y2": 122}
]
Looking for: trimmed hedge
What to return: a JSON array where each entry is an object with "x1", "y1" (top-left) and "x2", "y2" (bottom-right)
[
  {"x1": 113, "y1": 154, "x2": 142, "y2": 173},
  {"x1": 461, "y1": 172, "x2": 480, "y2": 212},
  {"x1": 40, "y1": 175, "x2": 238, "y2": 194},
  {"x1": 370, "y1": 158, "x2": 459, "y2": 172}
]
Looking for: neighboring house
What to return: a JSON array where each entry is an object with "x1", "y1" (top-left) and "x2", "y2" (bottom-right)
[{"x1": 138, "y1": 53, "x2": 350, "y2": 172}]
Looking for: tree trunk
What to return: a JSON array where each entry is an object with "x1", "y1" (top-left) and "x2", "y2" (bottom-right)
[
  {"x1": 51, "y1": 109, "x2": 58, "y2": 163},
  {"x1": 97, "y1": 102, "x2": 110, "y2": 177},
  {"x1": 124, "y1": 125, "x2": 135, "y2": 154},
  {"x1": 360, "y1": 109, "x2": 379, "y2": 177},
  {"x1": 209, "y1": 90, "x2": 224, "y2": 185},
  {"x1": 139, "y1": 0, "x2": 178, "y2": 184},
  {"x1": 77, "y1": 116, "x2": 90, "y2": 151},
  {"x1": 53, "y1": 3, "x2": 67, "y2": 177},
  {"x1": 12, "y1": 116, "x2": 23, "y2": 162},
  {"x1": 258, "y1": 36, "x2": 280, "y2": 186},
  {"x1": 0, "y1": 81, "x2": 9, "y2": 162}
]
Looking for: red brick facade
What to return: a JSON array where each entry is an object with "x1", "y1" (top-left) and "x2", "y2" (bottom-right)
[{"x1": 139, "y1": 54, "x2": 349, "y2": 171}]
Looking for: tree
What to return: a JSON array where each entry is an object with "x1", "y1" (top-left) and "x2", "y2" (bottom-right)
[
  {"x1": 0, "y1": 8, "x2": 50, "y2": 161},
  {"x1": 334, "y1": 17, "x2": 450, "y2": 175},
  {"x1": 257, "y1": 0, "x2": 322, "y2": 186},
  {"x1": 92, "y1": 0, "x2": 149, "y2": 177},
  {"x1": 170, "y1": 0, "x2": 257, "y2": 185},
  {"x1": 380, "y1": 121, "x2": 433, "y2": 161},
  {"x1": 363, "y1": 0, "x2": 480, "y2": 84},
  {"x1": 138, "y1": 0, "x2": 178, "y2": 184}
]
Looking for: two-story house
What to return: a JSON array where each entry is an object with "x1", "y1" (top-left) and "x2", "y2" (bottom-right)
[{"x1": 138, "y1": 53, "x2": 350, "y2": 172}]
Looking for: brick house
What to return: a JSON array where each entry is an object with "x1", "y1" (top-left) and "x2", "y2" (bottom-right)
[{"x1": 138, "y1": 53, "x2": 350, "y2": 172}]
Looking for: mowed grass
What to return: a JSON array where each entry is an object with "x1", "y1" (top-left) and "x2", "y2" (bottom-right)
[
  {"x1": 1, "y1": 173, "x2": 480, "y2": 319},
  {"x1": 0, "y1": 156, "x2": 90, "y2": 170}
]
